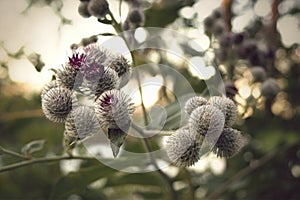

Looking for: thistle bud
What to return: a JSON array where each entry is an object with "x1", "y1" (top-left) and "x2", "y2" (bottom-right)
[
  {"x1": 189, "y1": 105, "x2": 225, "y2": 139},
  {"x1": 41, "y1": 80, "x2": 59, "y2": 99},
  {"x1": 261, "y1": 78, "x2": 280, "y2": 98},
  {"x1": 107, "y1": 55, "x2": 132, "y2": 88},
  {"x1": 184, "y1": 96, "x2": 208, "y2": 116},
  {"x1": 94, "y1": 90, "x2": 134, "y2": 131},
  {"x1": 84, "y1": 44, "x2": 110, "y2": 68},
  {"x1": 127, "y1": 8, "x2": 145, "y2": 27},
  {"x1": 56, "y1": 64, "x2": 81, "y2": 90},
  {"x1": 41, "y1": 87, "x2": 75, "y2": 123},
  {"x1": 212, "y1": 128, "x2": 247, "y2": 158},
  {"x1": 87, "y1": 0, "x2": 109, "y2": 19},
  {"x1": 65, "y1": 106, "x2": 100, "y2": 140},
  {"x1": 212, "y1": 20, "x2": 225, "y2": 36},
  {"x1": 78, "y1": 1, "x2": 91, "y2": 18},
  {"x1": 209, "y1": 96, "x2": 238, "y2": 127},
  {"x1": 166, "y1": 129, "x2": 202, "y2": 167},
  {"x1": 94, "y1": 67, "x2": 120, "y2": 98}
]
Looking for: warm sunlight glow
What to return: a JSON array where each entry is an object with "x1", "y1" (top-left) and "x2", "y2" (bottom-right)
[
  {"x1": 239, "y1": 85, "x2": 251, "y2": 99},
  {"x1": 130, "y1": 76, "x2": 164, "y2": 109}
]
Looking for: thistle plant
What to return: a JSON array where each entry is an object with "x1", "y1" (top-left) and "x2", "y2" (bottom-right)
[
  {"x1": 41, "y1": 42, "x2": 134, "y2": 157},
  {"x1": 166, "y1": 95, "x2": 246, "y2": 167}
]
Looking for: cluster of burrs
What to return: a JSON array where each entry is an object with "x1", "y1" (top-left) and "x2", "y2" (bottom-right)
[
  {"x1": 166, "y1": 96, "x2": 247, "y2": 167},
  {"x1": 41, "y1": 43, "x2": 134, "y2": 157}
]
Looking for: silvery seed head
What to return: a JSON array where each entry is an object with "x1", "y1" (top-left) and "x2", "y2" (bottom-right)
[
  {"x1": 65, "y1": 106, "x2": 100, "y2": 140},
  {"x1": 212, "y1": 128, "x2": 247, "y2": 158},
  {"x1": 87, "y1": 0, "x2": 109, "y2": 19},
  {"x1": 107, "y1": 55, "x2": 132, "y2": 88},
  {"x1": 189, "y1": 105, "x2": 225, "y2": 139},
  {"x1": 41, "y1": 80, "x2": 59, "y2": 99},
  {"x1": 94, "y1": 89, "x2": 134, "y2": 130},
  {"x1": 166, "y1": 129, "x2": 203, "y2": 167},
  {"x1": 209, "y1": 96, "x2": 238, "y2": 127},
  {"x1": 56, "y1": 64, "x2": 81, "y2": 90},
  {"x1": 184, "y1": 96, "x2": 208, "y2": 116},
  {"x1": 42, "y1": 87, "x2": 76, "y2": 123}
]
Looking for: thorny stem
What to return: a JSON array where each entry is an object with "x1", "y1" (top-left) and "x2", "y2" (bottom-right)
[{"x1": 0, "y1": 155, "x2": 95, "y2": 173}]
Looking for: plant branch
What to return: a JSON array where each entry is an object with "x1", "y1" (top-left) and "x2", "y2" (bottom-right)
[
  {"x1": 0, "y1": 155, "x2": 95, "y2": 173},
  {"x1": 131, "y1": 123, "x2": 177, "y2": 200},
  {"x1": 107, "y1": 10, "x2": 176, "y2": 199},
  {"x1": 206, "y1": 147, "x2": 280, "y2": 200},
  {"x1": 0, "y1": 146, "x2": 30, "y2": 160}
]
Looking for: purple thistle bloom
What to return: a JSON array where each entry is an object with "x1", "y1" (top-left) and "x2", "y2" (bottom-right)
[{"x1": 68, "y1": 53, "x2": 86, "y2": 70}]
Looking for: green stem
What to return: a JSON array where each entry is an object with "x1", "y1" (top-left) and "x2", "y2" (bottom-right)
[
  {"x1": 108, "y1": 10, "x2": 121, "y2": 33},
  {"x1": 0, "y1": 155, "x2": 95, "y2": 173},
  {"x1": 106, "y1": 10, "x2": 177, "y2": 199},
  {"x1": 132, "y1": 123, "x2": 177, "y2": 200},
  {"x1": 0, "y1": 146, "x2": 30, "y2": 160}
]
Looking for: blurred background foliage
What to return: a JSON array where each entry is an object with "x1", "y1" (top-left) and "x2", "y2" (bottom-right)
[{"x1": 0, "y1": 0, "x2": 300, "y2": 199}]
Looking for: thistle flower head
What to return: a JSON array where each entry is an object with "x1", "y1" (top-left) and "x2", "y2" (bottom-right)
[
  {"x1": 209, "y1": 96, "x2": 238, "y2": 127},
  {"x1": 41, "y1": 80, "x2": 59, "y2": 99},
  {"x1": 184, "y1": 96, "x2": 208, "y2": 116},
  {"x1": 87, "y1": 0, "x2": 109, "y2": 19},
  {"x1": 212, "y1": 128, "x2": 247, "y2": 158},
  {"x1": 94, "y1": 67, "x2": 120, "y2": 97},
  {"x1": 82, "y1": 44, "x2": 110, "y2": 80},
  {"x1": 65, "y1": 106, "x2": 100, "y2": 140},
  {"x1": 41, "y1": 87, "x2": 75, "y2": 123},
  {"x1": 189, "y1": 105, "x2": 225, "y2": 138},
  {"x1": 68, "y1": 52, "x2": 86, "y2": 70},
  {"x1": 56, "y1": 64, "x2": 81, "y2": 90},
  {"x1": 166, "y1": 129, "x2": 202, "y2": 167},
  {"x1": 94, "y1": 89, "x2": 134, "y2": 130},
  {"x1": 107, "y1": 55, "x2": 132, "y2": 88}
]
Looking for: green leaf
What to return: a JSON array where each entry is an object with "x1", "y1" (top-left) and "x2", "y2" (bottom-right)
[
  {"x1": 50, "y1": 165, "x2": 117, "y2": 199},
  {"x1": 21, "y1": 140, "x2": 45, "y2": 156}
]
